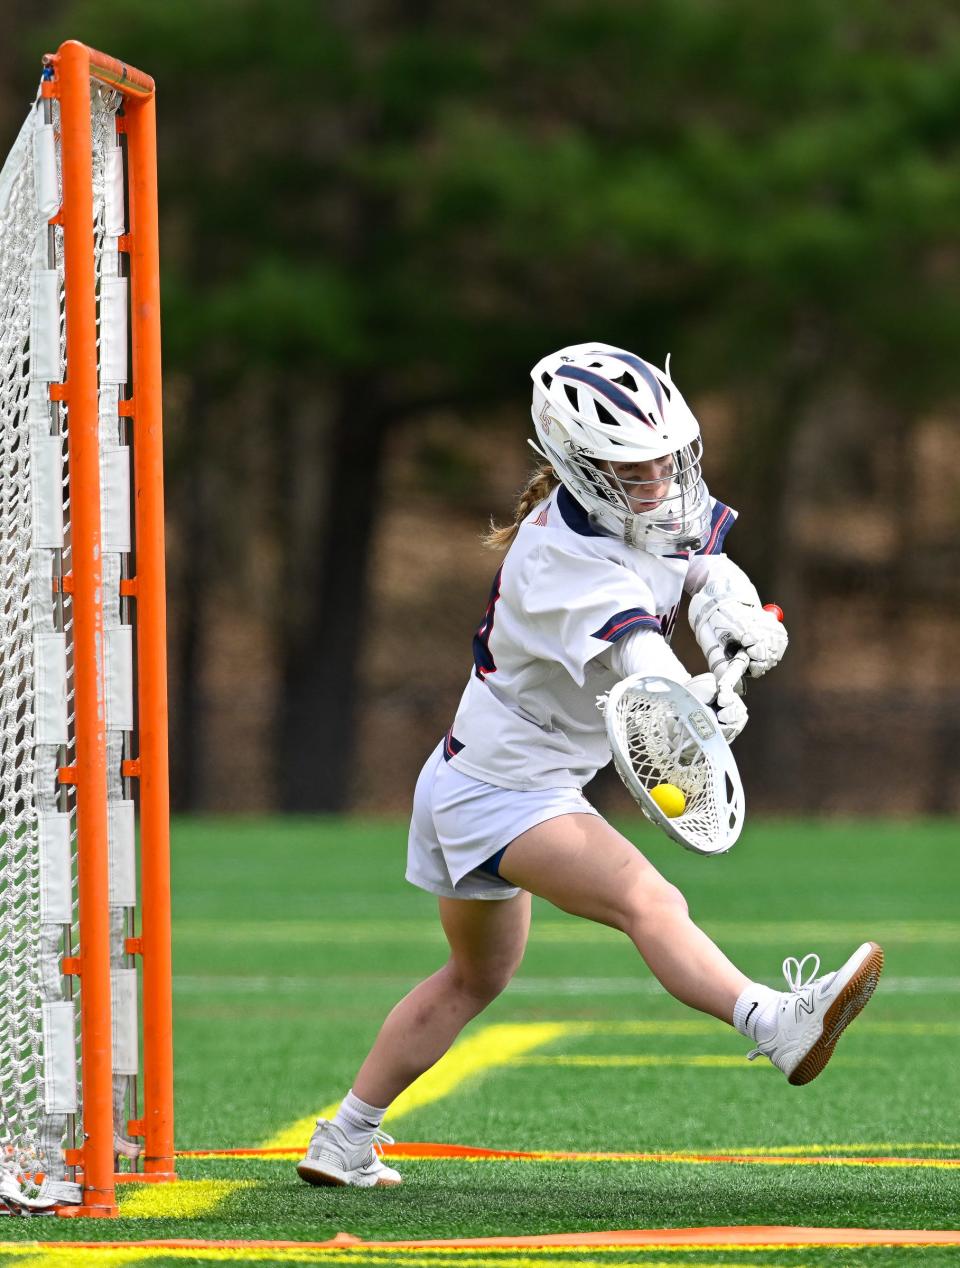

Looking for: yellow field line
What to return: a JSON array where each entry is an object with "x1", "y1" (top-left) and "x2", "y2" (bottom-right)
[
  {"x1": 118, "y1": 1178, "x2": 255, "y2": 1219},
  {"x1": 110, "y1": 1006, "x2": 958, "y2": 1227},
  {"x1": 255, "y1": 1013, "x2": 955, "y2": 1154},
  {"x1": 0, "y1": 1253, "x2": 152, "y2": 1267},
  {"x1": 512, "y1": 1055, "x2": 762, "y2": 1069},
  {"x1": 5, "y1": 1233, "x2": 960, "y2": 1262},
  {"x1": 153, "y1": 1022, "x2": 574, "y2": 1222},
  {"x1": 263, "y1": 1022, "x2": 575, "y2": 1150},
  {"x1": 0, "y1": 1251, "x2": 783, "y2": 1267},
  {"x1": 558, "y1": 1019, "x2": 960, "y2": 1038},
  {"x1": 564, "y1": 1021, "x2": 723, "y2": 1035},
  {"x1": 721, "y1": 1141, "x2": 960, "y2": 1155},
  {"x1": 181, "y1": 1143, "x2": 960, "y2": 1170}
]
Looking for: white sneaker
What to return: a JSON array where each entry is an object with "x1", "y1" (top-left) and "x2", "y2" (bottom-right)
[
  {"x1": 296, "y1": 1119, "x2": 402, "y2": 1188},
  {"x1": 748, "y1": 941, "x2": 884, "y2": 1086}
]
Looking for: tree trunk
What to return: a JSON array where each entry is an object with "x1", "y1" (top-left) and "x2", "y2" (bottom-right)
[{"x1": 275, "y1": 376, "x2": 388, "y2": 811}]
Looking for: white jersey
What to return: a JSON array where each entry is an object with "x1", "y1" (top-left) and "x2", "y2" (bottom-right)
[{"x1": 444, "y1": 484, "x2": 737, "y2": 792}]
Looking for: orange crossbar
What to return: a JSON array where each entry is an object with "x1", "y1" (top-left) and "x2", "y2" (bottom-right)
[{"x1": 45, "y1": 41, "x2": 155, "y2": 97}]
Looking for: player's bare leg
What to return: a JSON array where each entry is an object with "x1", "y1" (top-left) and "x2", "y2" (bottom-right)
[
  {"x1": 352, "y1": 890, "x2": 531, "y2": 1107},
  {"x1": 498, "y1": 813, "x2": 882, "y2": 1083},
  {"x1": 498, "y1": 813, "x2": 747, "y2": 1020},
  {"x1": 298, "y1": 891, "x2": 531, "y2": 1187}
]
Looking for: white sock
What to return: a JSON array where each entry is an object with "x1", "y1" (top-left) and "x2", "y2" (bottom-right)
[
  {"x1": 732, "y1": 984, "x2": 782, "y2": 1043},
  {"x1": 332, "y1": 1089, "x2": 388, "y2": 1146}
]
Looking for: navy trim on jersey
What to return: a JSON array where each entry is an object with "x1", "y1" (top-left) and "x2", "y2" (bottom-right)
[
  {"x1": 591, "y1": 608, "x2": 663, "y2": 643},
  {"x1": 554, "y1": 365, "x2": 656, "y2": 429},
  {"x1": 472, "y1": 566, "x2": 503, "y2": 679},
  {"x1": 477, "y1": 843, "x2": 509, "y2": 879},
  {"x1": 696, "y1": 501, "x2": 736, "y2": 556},
  {"x1": 556, "y1": 485, "x2": 608, "y2": 537},
  {"x1": 442, "y1": 728, "x2": 465, "y2": 762}
]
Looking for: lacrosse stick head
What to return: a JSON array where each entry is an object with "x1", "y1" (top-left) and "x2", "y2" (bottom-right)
[{"x1": 602, "y1": 674, "x2": 745, "y2": 856}]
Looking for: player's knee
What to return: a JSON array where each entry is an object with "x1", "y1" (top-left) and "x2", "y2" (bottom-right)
[
  {"x1": 661, "y1": 880, "x2": 688, "y2": 917},
  {"x1": 450, "y1": 955, "x2": 520, "y2": 1005},
  {"x1": 618, "y1": 874, "x2": 688, "y2": 935}
]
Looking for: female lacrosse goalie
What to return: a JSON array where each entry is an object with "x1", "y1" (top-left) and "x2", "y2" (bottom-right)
[{"x1": 297, "y1": 342, "x2": 884, "y2": 1188}]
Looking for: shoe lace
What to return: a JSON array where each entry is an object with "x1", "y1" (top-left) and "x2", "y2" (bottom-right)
[
  {"x1": 371, "y1": 1127, "x2": 395, "y2": 1159},
  {"x1": 746, "y1": 952, "x2": 821, "y2": 1062},
  {"x1": 782, "y1": 952, "x2": 820, "y2": 992}
]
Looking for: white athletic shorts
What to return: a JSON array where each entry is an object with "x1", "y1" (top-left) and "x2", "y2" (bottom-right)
[{"x1": 406, "y1": 740, "x2": 600, "y2": 901}]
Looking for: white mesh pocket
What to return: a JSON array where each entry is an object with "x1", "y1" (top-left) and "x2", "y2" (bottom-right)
[{"x1": 604, "y1": 674, "x2": 744, "y2": 856}]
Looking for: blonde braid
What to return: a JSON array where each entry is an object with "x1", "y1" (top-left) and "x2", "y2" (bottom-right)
[{"x1": 483, "y1": 464, "x2": 559, "y2": 551}]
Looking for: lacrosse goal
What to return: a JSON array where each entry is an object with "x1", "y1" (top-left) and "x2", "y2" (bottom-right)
[{"x1": 0, "y1": 40, "x2": 172, "y2": 1216}]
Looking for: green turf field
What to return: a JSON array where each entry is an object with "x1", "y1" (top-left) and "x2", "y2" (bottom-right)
[{"x1": 1, "y1": 816, "x2": 958, "y2": 1266}]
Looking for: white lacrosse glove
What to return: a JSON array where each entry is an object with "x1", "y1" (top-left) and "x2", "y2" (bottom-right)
[
  {"x1": 662, "y1": 673, "x2": 748, "y2": 758},
  {"x1": 688, "y1": 584, "x2": 788, "y2": 681},
  {"x1": 688, "y1": 672, "x2": 748, "y2": 744}
]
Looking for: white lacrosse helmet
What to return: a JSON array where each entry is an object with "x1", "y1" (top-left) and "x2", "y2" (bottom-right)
[{"x1": 530, "y1": 342, "x2": 712, "y2": 553}]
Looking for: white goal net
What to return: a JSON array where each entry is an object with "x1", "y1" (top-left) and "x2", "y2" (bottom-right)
[{"x1": 0, "y1": 78, "x2": 138, "y2": 1212}]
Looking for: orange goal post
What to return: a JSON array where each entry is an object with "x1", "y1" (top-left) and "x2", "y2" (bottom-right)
[{"x1": 0, "y1": 41, "x2": 172, "y2": 1215}]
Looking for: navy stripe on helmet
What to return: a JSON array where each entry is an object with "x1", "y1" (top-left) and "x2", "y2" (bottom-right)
[
  {"x1": 603, "y1": 350, "x2": 665, "y2": 413},
  {"x1": 554, "y1": 366, "x2": 656, "y2": 430}
]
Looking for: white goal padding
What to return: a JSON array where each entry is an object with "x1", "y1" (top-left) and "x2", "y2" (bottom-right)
[{"x1": 0, "y1": 79, "x2": 137, "y2": 1211}]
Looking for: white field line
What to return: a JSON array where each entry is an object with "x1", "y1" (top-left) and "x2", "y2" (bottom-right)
[
  {"x1": 510, "y1": 976, "x2": 960, "y2": 996},
  {"x1": 172, "y1": 917, "x2": 960, "y2": 945},
  {"x1": 173, "y1": 973, "x2": 960, "y2": 997}
]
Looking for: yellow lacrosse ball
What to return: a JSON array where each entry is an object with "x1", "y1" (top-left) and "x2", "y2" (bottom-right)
[{"x1": 649, "y1": 783, "x2": 686, "y2": 818}]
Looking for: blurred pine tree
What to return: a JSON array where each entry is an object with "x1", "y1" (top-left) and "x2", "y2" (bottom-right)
[{"x1": 12, "y1": 0, "x2": 960, "y2": 807}]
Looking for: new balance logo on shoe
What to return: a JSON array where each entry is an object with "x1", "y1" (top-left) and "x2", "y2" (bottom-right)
[{"x1": 794, "y1": 993, "x2": 817, "y2": 1018}]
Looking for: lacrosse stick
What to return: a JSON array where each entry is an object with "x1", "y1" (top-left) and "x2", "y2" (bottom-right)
[{"x1": 601, "y1": 674, "x2": 745, "y2": 856}]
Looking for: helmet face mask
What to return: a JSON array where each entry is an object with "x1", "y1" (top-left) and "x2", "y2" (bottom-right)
[
  {"x1": 602, "y1": 455, "x2": 676, "y2": 514},
  {"x1": 530, "y1": 343, "x2": 712, "y2": 553}
]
